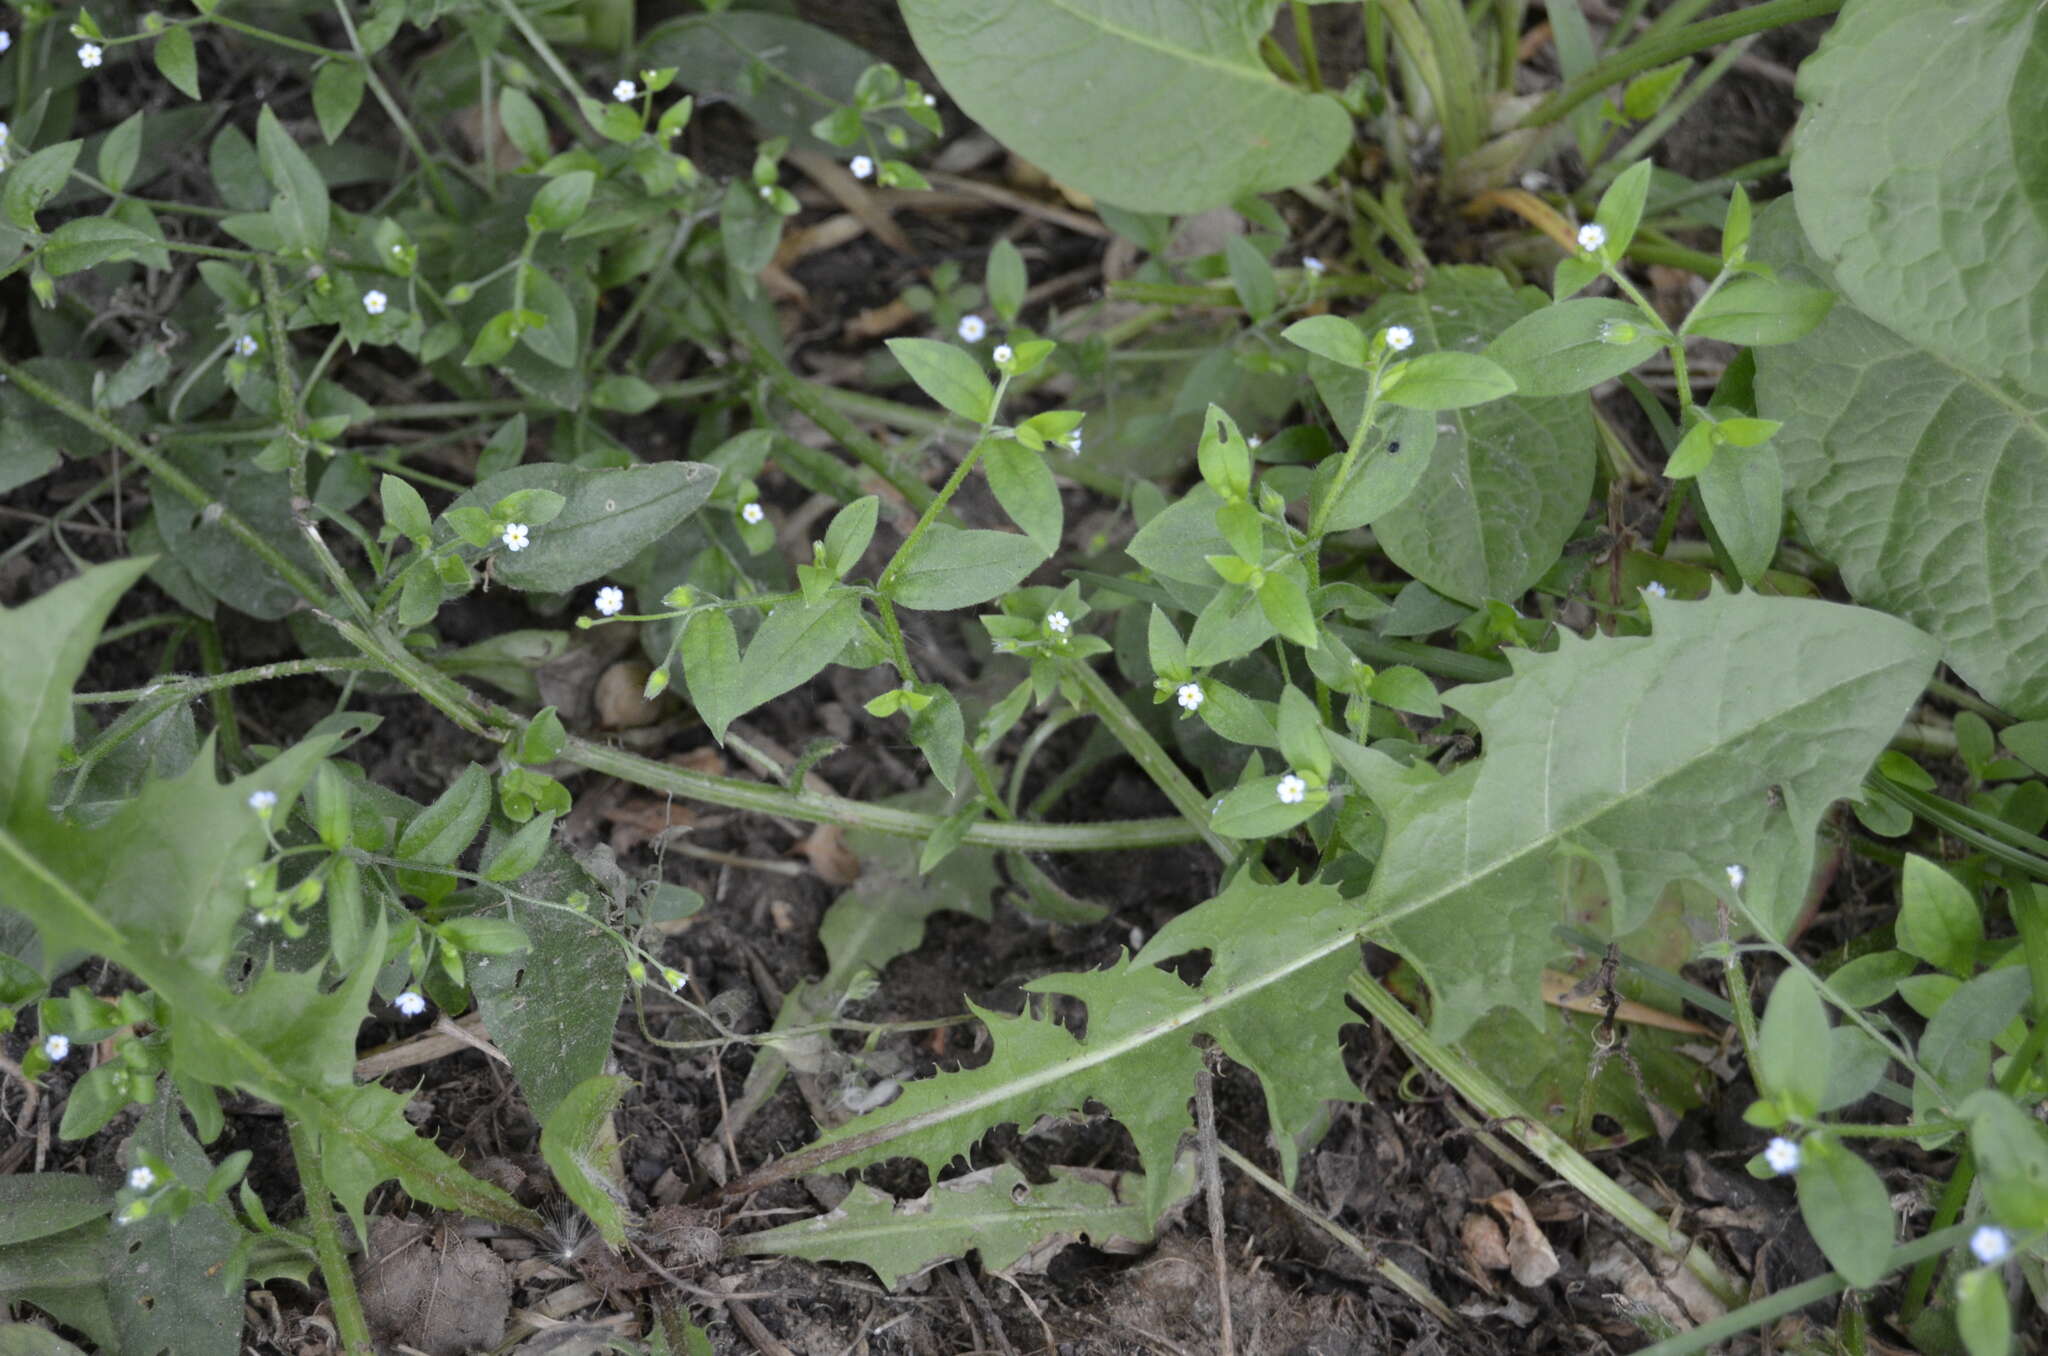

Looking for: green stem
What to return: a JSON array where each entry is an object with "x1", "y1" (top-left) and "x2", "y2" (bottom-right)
[
  {"x1": 1063, "y1": 662, "x2": 1237, "y2": 865},
  {"x1": 1349, "y1": 970, "x2": 1747, "y2": 1308},
  {"x1": 332, "y1": 0, "x2": 457, "y2": 216},
  {"x1": 1288, "y1": 0, "x2": 1324, "y2": 91},
  {"x1": 875, "y1": 431, "x2": 995, "y2": 593},
  {"x1": 288, "y1": 1118, "x2": 374, "y2": 1355},
  {"x1": 1307, "y1": 366, "x2": 1387, "y2": 539},
  {"x1": 205, "y1": 13, "x2": 348, "y2": 60},
  {"x1": 1519, "y1": 0, "x2": 1843, "y2": 129},
  {"x1": 75, "y1": 657, "x2": 385, "y2": 705},
  {"x1": 564, "y1": 735, "x2": 1199, "y2": 853},
  {"x1": 193, "y1": 621, "x2": 245, "y2": 767}
]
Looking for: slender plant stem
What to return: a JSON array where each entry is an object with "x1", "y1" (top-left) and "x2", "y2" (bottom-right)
[
  {"x1": 75, "y1": 657, "x2": 385, "y2": 704},
  {"x1": 1520, "y1": 0, "x2": 1844, "y2": 129},
  {"x1": 332, "y1": 0, "x2": 456, "y2": 215},
  {"x1": 288, "y1": 1118, "x2": 374, "y2": 1355}
]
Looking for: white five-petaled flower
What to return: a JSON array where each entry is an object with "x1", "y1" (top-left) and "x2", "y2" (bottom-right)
[
  {"x1": 1577, "y1": 223, "x2": 1607, "y2": 254},
  {"x1": 850, "y1": 155, "x2": 874, "y2": 180},
  {"x1": 613, "y1": 78, "x2": 637, "y2": 102},
  {"x1": 1046, "y1": 611, "x2": 1070, "y2": 635},
  {"x1": 1763, "y1": 1136, "x2": 1801, "y2": 1175},
  {"x1": 957, "y1": 314, "x2": 986, "y2": 343},
  {"x1": 594, "y1": 585, "x2": 625, "y2": 617},
  {"x1": 1302, "y1": 256, "x2": 1325, "y2": 276},
  {"x1": 1176, "y1": 682, "x2": 1205, "y2": 713},
  {"x1": 78, "y1": 42, "x2": 101, "y2": 69},
  {"x1": 1276, "y1": 774, "x2": 1308, "y2": 805},
  {"x1": 0, "y1": 31, "x2": 12, "y2": 53},
  {"x1": 993, "y1": 343, "x2": 1013, "y2": 365},
  {"x1": 740, "y1": 501, "x2": 766, "y2": 525},
  {"x1": 1643, "y1": 580, "x2": 1667, "y2": 599},
  {"x1": 42, "y1": 1034, "x2": 70, "y2": 1062},
  {"x1": 127, "y1": 1166, "x2": 156, "y2": 1192},
  {"x1": 234, "y1": 334, "x2": 259, "y2": 358},
  {"x1": 923, "y1": 93, "x2": 937, "y2": 107},
  {"x1": 1726, "y1": 863, "x2": 1746, "y2": 892},
  {"x1": 501, "y1": 522, "x2": 531, "y2": 551},
  {"x1": 363, "y1": 289, "x2": 388, "y2": 316},
  {"x1": 1065, "y1": 428, "x2": 1082, "y2": 456},
  {"x1": 247, "y1": 789, "x2": 278, "y2": 815},
  {"x1": 394, "y1": 990, "x2": 427, "y2": 1017},
  {"x1": 1384, "y1": 325, "x2": 1414, "y2": 352},
  {"x1": 1247, "y1": 434, "x2": 1261, "y2": 449},
  {"x1": 757, "y1": 184, "x2": 774, "y2": 201},
  {"x1": 1970, "y1": 1225, "x2": 2012, "y2": 1266},
  {"x1": 662, "y1": 967, "x2": 687, "y2": 992}
]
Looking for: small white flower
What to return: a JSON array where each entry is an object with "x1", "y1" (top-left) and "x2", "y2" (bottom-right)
[
  {"x1": 0, "y1": 31, "x2": 12, "y2": 54},
  {"x1": 247, "y1": 789, "x2": 278, "y2": 815},
  {"x1": 394, "y1": 990, "x2": 427, "y2": 1017},
  {"x1": 594, "y1": 585, "x2": 625, "y2": 617},
  {"x1": 363, "y1": 289, "x2": 388, "y2": 316},
  {"x1": 757, "y1": 184, "x2": 774, "y2": 201},
  {"x1": 1763, "y1": 1137, "x2": 1801, "y2": 1175},
  {"x1": 1176, "y1": 682, "x2": 1205, "y2": 713},
  {"x1": 78, "y1": 42, "x2": 101, "y2": 69},
  {"x1": 1046, "y1": 611, "x2": 1070, "y2": 635},
  {"x1": 1276, "y1": 774, "x2": 1308, "y2": 805},
  {"x1": 501, "y1": 522, "x2": 530, "y2": 551},
  {"x1": 1726, "y1": 863, "x2": 1746, "y2": 892},
  {"x1": 850, "y1": 155, "x2": 874, "y2": 180},
  {"x1": 1065, "y1": 428, "x2": 1083, "y2": 456},
  {"x1": 661, "y1": 967, "x2": 687, "y2": 992},
  {"x1": 957, "y1": 314, "x2": 986, "y2": 343},
  {"x1": 740, "y1": 501, "x2": 766, "y2": 525},
  {"x1": 1577, "y1": 223, "x2": 1607, "y2": 254},
  {"x1": 234, "y1": 334, "x2": 259, "y2": 358},
  {"x1": 923, "y1": 94, "x2": 937, "y2": 107},
  {"x1": 42, "y1": 1034, "x2": 70, "y2": 1062},
  {"x1": 1384, "y1": 325, "x2": 1414, "y2": 352},
  {"x1": 1970, "y1": 1225, "x2": 2012, "y2": 1266},
  {"x1": 127, "y1": 1166, "x2": 156, "y2": 1192},
  {"x1": 1643, "y1": 580, "x2": 1667, "y2": 599},
  {"x1": 1302, "y1": 256, "x2": 1325, "y2": 276},
  {"x1": 0, "y1": 121, "x2": 9, "y2": 148},
  {"x1": 1247, "y1": 434, "x2": 1261, "y2": 449},
  {"x1": 993, "y1": 343, "x2": 1013, "y2": 365},
  {"x1": 613, "y1": 78, "x2": 637, "y2": 103}
]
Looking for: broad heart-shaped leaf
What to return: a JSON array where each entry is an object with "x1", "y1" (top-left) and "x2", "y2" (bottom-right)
[
  {"x1": 1311, "y1": 268, "x2": 1594, "y2": 605},
  {"x1": 452, "y1": 462, "x2": 718, "y2": 594},
  {"x1": 1788, "y1": 0, "x2": 2048, "y2": 399},
  {"x1": 799, "y1": 878, "x2": 1366, "y2": 1222},
  {"x1": 735, "y1": 1160, "x2": 1188, "y2": 1291},
  {"x1": 900, "y1": 0, "x2": 1350, "y2": 214},
  {"x1": 111, "y1": 1100, "x2": 241, "y2": 1356},
  {"x1": 1351, "y1": 589, "x2": 1937, "y2": 1042},
  {"x1": 1751, "y1": 197, "x2": 2048, "y2": 717}
]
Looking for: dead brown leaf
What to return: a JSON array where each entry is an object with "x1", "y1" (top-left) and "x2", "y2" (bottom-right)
[
  {"x1": 793, "y1": 822, "x2": 861, "y2": 885},
  {"x1": 1484, "y1": 1190, "x2": 1560, "y2": 1287},
  {"x1": 595, "y1": 660, "x2": 663, "y2": 730},
  {"x1": 1460, "y1": 1212, "x2": 1510, "y2": 1290}
]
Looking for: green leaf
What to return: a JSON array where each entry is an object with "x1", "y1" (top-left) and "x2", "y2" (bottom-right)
[
  {"x1": 97, "y1": 112, "x2": 144, "y2": 195},
  {"x1": 1310, "y1": 405, "x2": 1437, "y2": 533},
  {"x1": 1684, "y1": 276, "x2": 1834, "y2": 346},
  {"x1": 312, "y1": 60, "x2": 367, "y2": 143},
  {"x1": 312, "y1": 1084, "x2": 540, "y2": 1244},
  {"x1": 890, "y1": 526, "x2": 1046, "y2": 611},
  {"x1": 1194, "y1": 404, "x2": 1253, "y2": 502},
  {"x1": 736, "y1": 595, "x2": 862, "y2": 718},
  {"x1": 1896, "y1": 854, "x2": 1983, "y2": 977},
  {"x1": 255, "y1": 106, "x2": 330, "y2": 254},
  {"x1": 1723, "y1": 184, "x2": 1752, "y2": 263},
  {"x1": 986, "y1": 238, "x2": 1027, "y2": 323},
  {"x1": 590, "y1": 373, "x2": 659, "y2": 413},
  {"x1": 2002, "y1": 721, "x2": 2048, "y2": 777},
  {"x1": 112, "y1": 1101, "x2": 242, "y2": 1356},
  {"x1": 539, "y1": 1076, "x2": 632, "y2": 1247},
  {"x1": 1796, "y1": 1137, "x2": 1895, "y2": 1288},
  {"x1": 1370, "y1": 665, "x2": 1442, "y2": 717},
  {"x1": 1620, "y1": 62, "x2": 1688, "y2": 121},
  {"x1": 899, "y1": 0, "x2": 1349, "y2": 213},
  {"x1": 38, "y1": 220, "x2": 156, "y2": 277},
  {"x1": 451, "y1": 462, "x2": 719, "y2": 593},
  {"x1": 736, "y1": 1160, "x2": 1185, "y2": 1290},
  {"x1": 1225, "y1": 235, "x2": 1276, "y2": 322},
  {"x1": 396, "y1": 763, "x2": 490, "y2": 903},
  {"x1": 1127, "y1": 485, "x2": 1230, "y2": 586},
  {"x1": 1956, "y1": 1266, "x2": 2012, "y2": 1356},
  {"x1": 1282, "y1": 314, "x2": 1369, "y2": 369},
  {"x1": 379, "y1": 474, "x2": 432, "y2": 543},
  {"x1": 1276, "y1": 686, "x2": 1330, "y2": 781},
  {"x1": 154, "y1": 26, "x2": 201, "y2": 99},
  {"x1": 1354, "y1": 589, "x2": 1937, "y2": 1041},
  {"x1": 908, "y1": 687, "x2": 965, "y2": 794},
  {"x1": 1592, "y1": 159, "x2": 1653, "y2": 255},
  {"x1": 823, "y1": 496, "x2": 879, "y2": 577},
  {"x1": 1960, "y1": 1089, "x2": 2048, "y2": 1233},
  {"x1": 0, "y1": 1177, "x2": 111, "y2": 1247},
  {"x1": 1693, "y1": 443, "x2": 1783, "y2": 586},
  {"x1": 480, "y1": 813, "x2": 556, "y2": 882},
  {"x1": 514, "y1": 267, "x2": 579, "y2": 367},
  {"x1": 886, "y1": 338, "x2": 994, "y2": 423},
  {"x1": 527, "y1": 170, "x2": 595, "y2": 234},
  {"x1": 1185, "y1": 582, "x2": 1277, "y2": 668},
  {"x1": 1751, "y1": 197, "x2": 2048, "y2": 717},
  {"x1": 1256, "y1": 570, "x2": 1317, "y2": 648},
  {"x1": 1788, "y1": 0, "x2": 2048, "y2": 398},
  {"x1": 982, "y1": 441, "x2": 1062, "y2": 554},
  {"x1": 804, "y1": 879, "x2": 1365, "y2": 1220},
  {"x1": 497, "y1": 87, "x2": 550, "y2": 161},
  {"x1": 1758, "y1": 969, "x2": 1832, "y2": 1119},
  {"x1": 1485, "y1": 298, "x2": 1663, "y2": 397},
  {"x1": 1382, "y1": 351, "x2": 1517, "y2": 411},
  {"x1": 680, "y1": 609, "x2": 743, "y2": 743},
  {"x1": 2, "y1": 141, "x2": 83, "y2": 232},
  {"x1": 471, "y1": 860, "x2": 626, "y2": 1125},
  {"x1": 1315, "y1": 270, "x2": 1596, "y2": 605}
]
